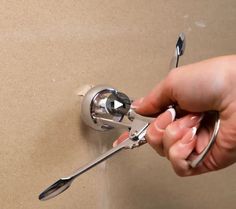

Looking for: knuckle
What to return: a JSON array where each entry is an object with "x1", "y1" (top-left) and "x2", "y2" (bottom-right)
[
  {"x1": 164, "y1": 124, "x2": 178, "y2": 141},
  {"x1": 146, "y1": 131, "x2": 161, "y2": 148},
  {"x1": 165, "y1": 70, "x2": 179, "y2": 100},
  {"x1": 166, "y1": 69, "x2": 178, "y2": 87},
  {"x1": 168, "y1": 148, "x2": 188, "y2": 177},
  {"x1": 149, "y1": 96, "x2": 160, "y2": 111},
  {"x1": 146, "y1": 125, "x2": 162, "y2": 144},
  {"x1": 168, "y1": 146, "x2": 179, "y2": 161},
  {"x1": 168, "y1": 147, "x2": 192, "y2": 177},
  {"x1": 146, "y1": 127, "x2": 165, "y2": 155},
  {"x1": 174, "y1": 169, "x2": 187, "y2": 177}
]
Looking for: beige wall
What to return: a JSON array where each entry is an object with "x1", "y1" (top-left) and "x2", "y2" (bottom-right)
[{"x1": 0, "y1": 1, "x2": 236, "y2": 209}]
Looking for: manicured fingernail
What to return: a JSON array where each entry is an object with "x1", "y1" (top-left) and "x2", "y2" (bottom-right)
[
  {"x1": 113, "y1": 140, "x2": 118, "y2": 147},
  {"x1": 179, "y1": 114, "x2": 203, "y2": 128},
  {"x1": 167, "y1": 108, "x2": 176, "y2": 121},
  {"x1": 190, "y1": 113, "x2": 204, "y2": 124},
  {"x1": 154, "y1": 108, "x2": 176, "y2": 131},
  {"x1": 181, "y1": 127, "x2": 197, "y2": 144},
  {"x1": 131, "y1": 97, "x2": 144, "y2": 109}
]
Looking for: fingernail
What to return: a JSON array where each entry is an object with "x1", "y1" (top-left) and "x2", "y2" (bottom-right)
[
  {"x1": 131, "y1": 97, "x2": 144, "y2": 109},
  {"x1": 154, "y1": 108, "x2": 176, "y2": 131},
  {"x1": 113, "y1": 140, "x2": 118, "y2": 147},
  {"x1": 179, "y1": 113, "x2": 203, "y2": 128},
  {"x1": 181, "y1": 127, "x2": 197, "y2": 144},
  {"x1": 167, "y1": 108, "x2": 176, "y2": 122},
  {"x1": 190, "y1": 113, "x2": 204, "y2": 124}
]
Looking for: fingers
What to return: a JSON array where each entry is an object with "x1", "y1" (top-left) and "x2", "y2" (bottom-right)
[
  {"x1": 195, "y1": 128, "x2": 211, "y2": 154},
  {"x1": 162, "y1": 114, "x2": 203, "y2": 157},
  {"x1": 147, "y1": 113, "x2": 203, "y2": 157},
  {"x1": 168, "y1": 127, "x2": 214, "y2": 176},
  {"x1": 145, "y1": 108, "x2": 176, "y2": 156},
  {"x1": 113, "y1": 112, "x2": 212, "y2": 176},
  {"x1": 131, "y1": 56, "x2": 230, "y2": 116},
  {"x1": 131, "y1": 78, "x2": 175, "y2": 116},
  {"x1": 168, "y1": 127, "x2": 198, "y2": 176},
  {"x1": 146, "y1": 113, "x2": 206, "y2": 176},
  {"x1": 113, "y1": 108, "x2": 176, "y2": 148},
  {"x1": 161, "y1": 115, "x2": 212, "y2": 176}
]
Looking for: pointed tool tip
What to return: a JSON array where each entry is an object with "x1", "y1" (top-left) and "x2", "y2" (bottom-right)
[
  {"x1": 38, "y1": 192, "x2": 47, "y2": 201},
  {"x1": 176, "y1": 32, "x2": 186, "y2": 56},
  {"x1": 38, "y1": 178, "x2": 72, "y2": 201}
]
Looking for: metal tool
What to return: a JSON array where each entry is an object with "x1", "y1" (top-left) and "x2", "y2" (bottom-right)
[
  {"x1": 39, "y1": 104, "x2": 151, "y2": 201},
  {"x1": 39, "y1": 33, "x2": 220, "y2": 201},
  {"x1": 169, "y1": 32, "x2": 186, "y2": 69},
  {"x1": 168, "y1": 33, "x2": 220, "y2": 168}
]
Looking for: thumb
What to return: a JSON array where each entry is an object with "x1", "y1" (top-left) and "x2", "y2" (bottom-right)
[
  {"x1": 131, "y1": 56, "x2": 226, "y2": 116},
  {"x1": 131, "y1": 73, "x2": 176, "y2": 116}
]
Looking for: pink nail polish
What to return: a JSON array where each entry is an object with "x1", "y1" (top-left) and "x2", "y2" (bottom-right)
[
  {"x1": 181, "y1": 127, "x2": 197, "y2": 144},
  {"x1": 179, "y1": 114, "x2": 203, "y2": 129}
]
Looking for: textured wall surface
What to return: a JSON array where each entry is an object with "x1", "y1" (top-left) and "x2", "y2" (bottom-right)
[{"x1": 0, "y1": 1, "x2": 236, "y2": 209}]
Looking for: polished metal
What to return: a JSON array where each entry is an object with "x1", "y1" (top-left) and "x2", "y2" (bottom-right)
[
  {"x1": 81, "y1": 85, "x2": 124, "y2": 131},
  {"x1": 39, "y1": 116, "x2": 149, "y2": 201},
  {"x1": 169, "y1": 33, "x2": 220, "y2": 168},
  {"x1": 169, "y1": 32, "x2": 186, "y2": 69},
  {"x1": 189, "y1": 112, "x2": 220, "y2": 168},
  {"x1": 39, "y1": 33, "x2": 221, "y2": 201}
]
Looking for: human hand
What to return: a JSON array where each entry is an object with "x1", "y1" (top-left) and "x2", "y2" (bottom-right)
[{"x1": 114, "y1": 55, "x2": 236, "y2": 176}]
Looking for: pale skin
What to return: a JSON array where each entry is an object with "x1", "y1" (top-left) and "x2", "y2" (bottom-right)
[{"x1": 114, "y1": 55, "x2": 236, "y2": 176}]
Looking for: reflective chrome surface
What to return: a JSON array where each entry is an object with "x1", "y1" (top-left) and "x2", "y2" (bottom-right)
[
  {"x1": 39, "y1": 33, "x2": 221, "y2": 201},
  {"x1": 39, "y1": 116, "x2": 149, "y2": 201},
  {"x1": 169, "y1": 33, "x2": 220, "y2": 168}
]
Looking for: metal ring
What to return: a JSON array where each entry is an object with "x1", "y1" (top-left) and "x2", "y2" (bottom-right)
[{"x1": 189, "y1": 112, "x2": 220, "y2": 168}]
